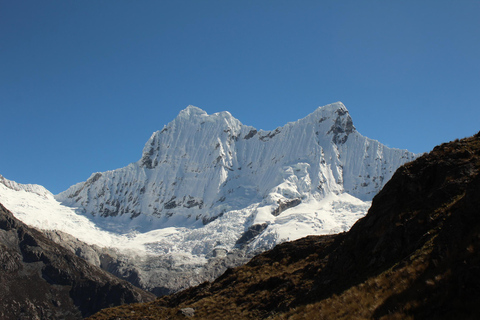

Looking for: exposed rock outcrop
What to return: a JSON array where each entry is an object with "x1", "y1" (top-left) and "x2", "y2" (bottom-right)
[{"x1": 0, "y1": 203, "x2": 155, "y2": 320}]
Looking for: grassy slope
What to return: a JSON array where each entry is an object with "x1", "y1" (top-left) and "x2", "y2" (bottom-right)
[{"x1": 89, "y1": 132, "x2": 480, "y2": 319}]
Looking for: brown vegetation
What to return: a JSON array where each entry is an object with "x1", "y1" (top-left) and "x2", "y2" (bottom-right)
[{"x1": 89, "y1": 132, "x2": 480, "y2": 319}]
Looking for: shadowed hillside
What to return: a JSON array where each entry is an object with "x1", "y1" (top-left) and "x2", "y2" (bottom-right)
[
  {"x1": 0, "y1": 204, "x2": 155, "y2": 320},
  {"x1": 89, "y1": 132, "x2": 480, "y2": 319}
]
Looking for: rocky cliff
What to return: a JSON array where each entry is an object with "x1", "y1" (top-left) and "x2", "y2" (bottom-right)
[{"x1": 0, "y1": 203, "x2": 155, "y2": 320}]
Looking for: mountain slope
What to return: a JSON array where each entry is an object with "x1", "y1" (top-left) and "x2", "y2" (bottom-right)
[
  {"x1": 56, "y1": 102, "x2": 415, "y2": 229},
  {"x1": 89, "y1": 132, "x2": 480, "y2": 319},
  {"x1": 0, "y1": 173, "x2": 368, "y2": 296},
  {"x1": 1, "y1": 102, "x2": 416, "y2": 296},
  {"x1": 0, "y1": 203, "x2": 155, "y2": 320}
]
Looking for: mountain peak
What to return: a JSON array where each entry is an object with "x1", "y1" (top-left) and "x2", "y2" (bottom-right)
[
  {"x1": 293, "y1": 102, "x2": 355, "y2": 145},
  {"x1": 57, "y1": 102, "x2": 416, "y2": 225},
  {"x1": 0, "y1": 174, "x2": 52, "y2": 199},
  {"x1": 300, "y1": 102, "x2": 351, "y2": 124},
  {"x1": 317, "y1": 101, "x2": 347, "y2": 112},
  {"x1": 173, "y1": 105, "x2": 239, "y2": 127},
  {"x1": 177, "y1": 105, "x2": 208, "y2": 119}
]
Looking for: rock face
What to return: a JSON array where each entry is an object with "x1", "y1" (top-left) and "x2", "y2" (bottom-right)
[
  {"x1": 88, "y1": 132, "x2": 480, "y2": 319},
  {"x1": 0, "y1": 203, "x2": 155, "y2": 320},
  {"x1": 56, "y1": 103, "x2": 415, "y2": 228}
]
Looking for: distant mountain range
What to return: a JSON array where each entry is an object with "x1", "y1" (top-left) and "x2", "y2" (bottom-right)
[{"x1": 0, "y1": 102, "x2": 417, "y2": 296}]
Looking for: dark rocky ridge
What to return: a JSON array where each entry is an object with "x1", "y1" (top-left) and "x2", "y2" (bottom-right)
[
  {"x1": 89, "y1": 132, "x2": 480, "y2": 319},
  {"x1": 0, "y1": 203, "x2": 155, "y2": 320}
]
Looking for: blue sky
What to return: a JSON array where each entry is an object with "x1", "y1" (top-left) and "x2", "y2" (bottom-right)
[{"x1": 1, "y1": 0, "x2": 479, "y2": 194}]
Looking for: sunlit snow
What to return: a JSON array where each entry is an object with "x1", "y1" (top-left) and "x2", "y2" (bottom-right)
[
  {"x1": 0, "y1": 175, "x2": 369, "y2": 261},
  {"x1": 0, "y1": 103, "x2": 416, "y2": 263}
]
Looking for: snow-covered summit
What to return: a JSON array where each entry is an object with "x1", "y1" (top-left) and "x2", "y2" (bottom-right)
[
  {"x1": 56, "y1": 102, "x2": 416, "y2": 231},
  {"x1": 0, "y1": 172, "x2": 370, "y2": 294},
  {"x1": 0, "y1": 174, "x2": 52, "y2": 199},
  {"x1": 1, "y1": 102, "x2": 418, "y2": 294},
  {"x1": 173, "y1": 105, "x2": 236, "y2": 125}
]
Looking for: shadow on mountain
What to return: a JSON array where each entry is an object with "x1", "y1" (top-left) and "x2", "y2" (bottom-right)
[
  {"x1": 87, "y1": 131, "x2": 480, "y2": 319},
  {"x1": 0, "y1": 203, "x2": 155, "y2": 320}
]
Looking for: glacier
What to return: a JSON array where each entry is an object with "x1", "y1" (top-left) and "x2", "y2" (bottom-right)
[
  {"x1": 0, "y1": 102, "x2": 417, "y2": 294},
  {"x1": 57, "y1": 102, "x2": 415, "y2": 229}
]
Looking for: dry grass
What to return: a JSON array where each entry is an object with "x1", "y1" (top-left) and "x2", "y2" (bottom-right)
[
  {"x1": 89, "y1": 132, "x2": 480, "y2": 320},
  {"x1": 276, "y1": 236, "x2": 436, "y2": 320}
]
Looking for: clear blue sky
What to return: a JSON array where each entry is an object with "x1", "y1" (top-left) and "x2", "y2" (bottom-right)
[{"x1": 1, "y1": 0, "x2": 479, "y2": 194}]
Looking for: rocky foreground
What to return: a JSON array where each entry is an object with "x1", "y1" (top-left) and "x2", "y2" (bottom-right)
[{"x1": 0, "y1": 204, "x2": 155, "y2": 320}]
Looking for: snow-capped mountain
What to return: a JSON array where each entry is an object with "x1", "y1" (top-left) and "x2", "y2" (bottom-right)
[
  {"x1": 1, "y1": 102, "x2": 417, "y2": 294},
  {"x1": 0, "y1": 174, "x2": 52, "y2": 199},
  {"x1": 0, "y1": 174, "x2": 127, "y2": 250},
  {"x1": 56, "y1": 102, "x2": 415, "y2": 230},
  {"x1": 0, "y1": 172, "x2": 368, "y2": 295}
]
